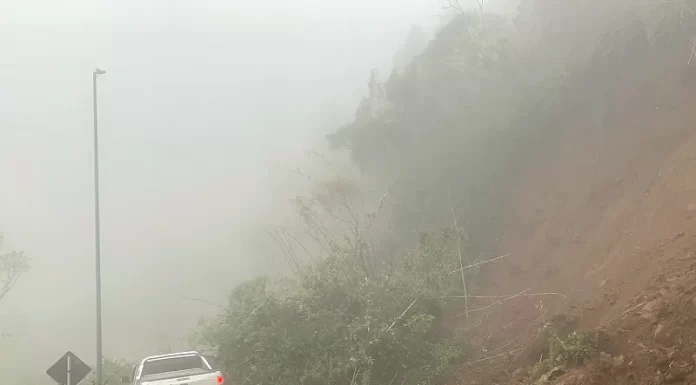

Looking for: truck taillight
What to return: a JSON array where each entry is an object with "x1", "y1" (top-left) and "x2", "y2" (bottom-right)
[{"x1": 217, "y1": 375, "x2": 225, "y2": 384}]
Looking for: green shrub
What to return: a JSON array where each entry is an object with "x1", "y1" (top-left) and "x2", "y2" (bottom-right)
[
  {"x1": 548, "y1": 331, "x2": 596, "y2": 367},
  {"x1": 200, "y1": 229, "x2": 471, "y2": 385}
]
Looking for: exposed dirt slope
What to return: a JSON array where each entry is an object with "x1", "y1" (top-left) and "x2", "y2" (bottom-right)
[{"x1": 457, "y1": 46, "x2": 696, "y2": 385}]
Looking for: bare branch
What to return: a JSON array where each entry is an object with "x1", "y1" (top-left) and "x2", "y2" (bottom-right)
[
  {"x1": 449, "y1": 189, "x2": 469, "y2": 322},
  {"x1": 366, "y1": 186, "x2": 392, "y2": 230},
  {"x1": 179, "y1": 296, "x2": 226, "y2": 309},
  {"x1": 449, "y1": 253, "x2": 512, "y2": 274},
  {"x1": 265, "y1": 228, "x2": 300, "y2": 274},
  {"x1": 276, "y1": 225, "x2": 320, "y2": 263},
  {"x1": 454, "y1": 288, "x2": 532, "y2": 318},
  {"x1": 443, "y1": 0, "x2": 463, "y2": 13},
  {"x1": 688, "y1": 36, "x2": 696, "y2": 65},
  {"x1": 453, "y1": 286, "x2": 568, "y2": 319},
  {"x1": 443, "y1": 292, "x2": 569, "y2": 300},
  {"x1": 460, "y1": 348, "x2": 523, "y2": 367},
  {"x1": 593, "y1": 301, "x2": 646, "y2": 331},
  {"x1": 386, "y1": 289, "x2": 426, "y2": 332}
]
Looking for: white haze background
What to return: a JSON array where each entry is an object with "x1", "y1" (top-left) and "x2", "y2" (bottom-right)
[{"x1": 0, "y1": 0, "x2": 518, "y2": 383}]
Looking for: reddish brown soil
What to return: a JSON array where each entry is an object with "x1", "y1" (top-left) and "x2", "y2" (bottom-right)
[{"x1": 455, "y1": 46, "x2": 696, "y2": 385}]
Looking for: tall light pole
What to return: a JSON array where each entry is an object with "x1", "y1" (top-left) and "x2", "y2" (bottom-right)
[{"x1": 92, "y1": 67, "x2": 106, "y2": 385}]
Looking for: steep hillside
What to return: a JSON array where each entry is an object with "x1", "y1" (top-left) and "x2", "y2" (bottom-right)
[
  {"x1": 201, "y1": 2, "x2": 696, "y2": 385},
  {"x1": 327, "y1": 1, "x2": 696, "y2": 384},
  {"x1": 458, "y1": 38, "x2": 696, "y2": 385}
]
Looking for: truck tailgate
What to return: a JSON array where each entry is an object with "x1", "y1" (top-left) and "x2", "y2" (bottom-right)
[{"x1": 142, "y1": 371, "x2": 222, "y2": 385}]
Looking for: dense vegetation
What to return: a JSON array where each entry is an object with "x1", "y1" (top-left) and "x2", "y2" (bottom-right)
[
  {"x1": 198, "y1": 178, "x2": 478, "y2": 385},
  {"x1": 81, "y1": 358, "x2": 135, "y2": 385},
  {"x1": 201, "y1": 234, "x2": 468, "y2": 385},
  {"x1": 200, "y1": 0, "x2": 696, "y2": 384},
  {"x1": 328, "y1": 0, "x2": 696, "y2": 258}
]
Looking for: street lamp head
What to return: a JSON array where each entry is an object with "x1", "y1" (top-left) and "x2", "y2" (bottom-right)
[{"x1": 94, "y1": 68, "x2": 106, "y2": 75}]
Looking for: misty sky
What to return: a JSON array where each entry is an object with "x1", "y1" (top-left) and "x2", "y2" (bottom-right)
[{"x1": 0, "y1": 0, "x2": 516, "y2": 383}]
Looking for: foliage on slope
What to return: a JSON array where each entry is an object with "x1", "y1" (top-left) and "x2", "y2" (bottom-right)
[
  {"x1": 198, "y1": 177, "x2": 479, "y2": 385},
  {"x1": 328, "y1": 0, "x2": 696, "y2": 258},
  {"x1": 201, "y1": 1, "x2": 696, "y2": 385},
  {"x1": 201, "y1": 231, "x2": 472, "y2": 385}
]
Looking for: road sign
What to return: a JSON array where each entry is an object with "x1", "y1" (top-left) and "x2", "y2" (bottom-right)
[{"x1": 46, "y1": 351, "x2": 91, "y2": 385}]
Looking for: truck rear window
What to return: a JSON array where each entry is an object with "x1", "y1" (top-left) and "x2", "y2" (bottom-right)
[{"x1": 141, "y1": 355, "x2": 206, "y2": 376}]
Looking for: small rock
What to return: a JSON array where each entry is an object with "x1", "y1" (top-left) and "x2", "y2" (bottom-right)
[
  {"x1": 665, "y1": 360, "x2": 691, "y2": 382},
  {"x1": 654, "y1": 323, "x2": 666, "y2": 339},
  {"x1": 654, "y1": 371, "x2": 665, "y2": 385},
  {"x1": 643, "y1": 299, "x2": 662, "y2": 312},
  {"x1": 641, "y1": 299, "x2": 665, "y2": 321},
  {"x1": 655, "y1": 349, "x2": 671, "y2": 367}
]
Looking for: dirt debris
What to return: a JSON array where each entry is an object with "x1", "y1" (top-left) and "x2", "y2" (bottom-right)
[{"x1": 455, "y1": 46, "x2": 696, "y2": 385}]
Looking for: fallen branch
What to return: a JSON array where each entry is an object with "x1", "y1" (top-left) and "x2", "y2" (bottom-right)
[
  {"x1": 449, "y1": 190, "x2": 469, "y2": 322},
  {"x1": 684, "y1": 35, "x2": 695, "y2": 65},
  {"x1": 454, "y1": 288, "x2": 532, "y2": 318},
  {"x1": 179, "y1": 296, "x2": 226, "y2": 309},
  {"x1": 460, "y1": 348, "x2": 524, "y2": 367},
  {"x1": 452, "y1": 286, "x2": 568, "y2": 319},
  {"x1": 386, "y1": 289, "x2": 427, "y2": 332},
  {"x1": 443, "y1": 292, "x2": 569, "y2": 300},
  {"x1": 511, "y1": 306, "x2": 551, "y2": 364},
  {"x1": 449, "y1": 253, "x2": 512, "y2": 274},
  {"x1": 594, "y1": 301, "x2": 646, "y2": 330},
  {"x1": 670, "y1": 281, "x2": 696, "y2": 304}
]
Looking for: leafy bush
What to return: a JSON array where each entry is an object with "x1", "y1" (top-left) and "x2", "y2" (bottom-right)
[
  {"x1": 80, "y1": 358, "x2": 135, "y2": 385},
  {"x1": 200, "y1": 229, "x2": 472, "y2": 385},
  {"x1": 327, "y1": 0, "x2": 696, "y2": 260},
  {"x1": 548, "y1": 331, "x2": 596, "y2": 367}
]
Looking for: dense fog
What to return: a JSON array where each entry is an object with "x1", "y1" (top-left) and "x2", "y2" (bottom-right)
[{"x1": 1, "y1": 0, "x2": 525, "y2": 383}]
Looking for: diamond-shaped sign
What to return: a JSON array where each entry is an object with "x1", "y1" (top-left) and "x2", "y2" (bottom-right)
[{"x1": 46, "y1": 351, "x2": 91, "y2": 385}]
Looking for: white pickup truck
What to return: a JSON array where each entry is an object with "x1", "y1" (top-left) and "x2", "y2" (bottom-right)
[{"x1": 121, "y1": 351, "x2": 225, "y2": 385}]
